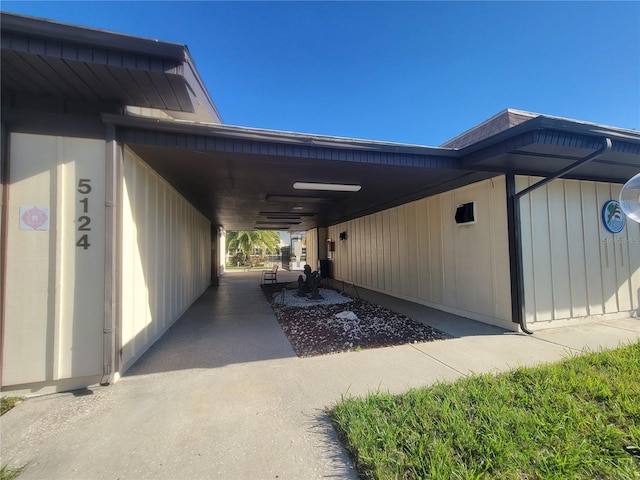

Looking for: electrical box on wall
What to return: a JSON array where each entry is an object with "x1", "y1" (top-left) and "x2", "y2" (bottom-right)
[
  {"x1": 327, "y1": 238, "x2": 335, "y2": 259},
  {"x1": 455, "y1": 201, "x2": 476, "y2": 225}
]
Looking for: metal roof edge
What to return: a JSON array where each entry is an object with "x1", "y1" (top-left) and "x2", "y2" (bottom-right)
[
  {"x1": 440, "y1": 108, "x2": 539, "y2": 147},
  {"x1": 458, "y1": 114, "x2": 640, "y2": 156},
  {"x1": 2, "y1": 11, "x2": 222, "y2": 123},
  {"x1": 0, "y1": 11, "x2": 187, "y2": 60},
  {"x1": 181, "y1": 48, "x2": 224, "y2": 124},
  {"x1": 534, "y1": 115, "x2": 640, "y2": 141},
  {"x1": 102, "y1": 113, "x2": 459, "y2": 156}
]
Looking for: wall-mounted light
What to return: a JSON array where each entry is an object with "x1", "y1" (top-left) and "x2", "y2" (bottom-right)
[
  {"x1": 339, "y1": 231, "x2": 347, "y2": 241},
  {"x1": 293, "y1": 182, "x2": 361, "y2": 192}
]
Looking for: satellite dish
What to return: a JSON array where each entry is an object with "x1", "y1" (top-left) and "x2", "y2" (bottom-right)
[{"x1": 619, "y1": 172, "x2": 640, "y2": 223}]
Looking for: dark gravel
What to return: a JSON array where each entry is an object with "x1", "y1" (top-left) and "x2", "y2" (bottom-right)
[{"x1": 261, "y1": 283, "x2": 452, "y2": 357}]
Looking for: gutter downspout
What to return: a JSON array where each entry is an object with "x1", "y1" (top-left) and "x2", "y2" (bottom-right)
[
  {"x1": 0, "y1": 124, "x2": 9, "y2": 388},
  {"x1": 507, "y1": 137, "x2": 612, "y2": 335},
  {"x1": 101, "y1": 124, "x2": 121, "y2": 385}
]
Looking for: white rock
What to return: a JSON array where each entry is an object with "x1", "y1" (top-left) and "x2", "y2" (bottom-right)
[
  {"x1": 272, "y1": 288, "x2": 354, "y2": 307},
  {"x1": 334, "y1": 311, "x2": 359, "y2": 321}
]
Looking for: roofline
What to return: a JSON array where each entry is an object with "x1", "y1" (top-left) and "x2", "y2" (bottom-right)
[
  {"x1": 1, "y1": 11, "x2": 223, "y2": 122},
  {"x1": 181, "y1": 48, "x2": 224, "y2": 123},
  {"x1": 102, "y1": 113, "x2": 459, "y2": 156},
  {"x1": 0, "y1": 11, "x2": 187, "y2": 60},
  {"x1": 441, "y1": 108, "x2": 538, "y2": 147},
  {"x1": 459, "y1": 114, "x2": 640, "y2": 156},
  {"x1": 103, "y1": 110, "x2": 640, "y2": 164}
]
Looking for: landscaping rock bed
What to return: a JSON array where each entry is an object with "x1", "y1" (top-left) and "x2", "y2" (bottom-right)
[{"x1": 261, "y1": 283, "x2": 451, "y2": 357}]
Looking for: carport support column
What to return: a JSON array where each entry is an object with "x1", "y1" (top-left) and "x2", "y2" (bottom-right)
[{"x1": 101, "y1": 124, "x2": 122, "y2": 385}]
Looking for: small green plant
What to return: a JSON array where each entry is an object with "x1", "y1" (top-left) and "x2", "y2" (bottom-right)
[
  {"x1": 354, "y1": 345, "x2": 362, "y2": 352},
  {"x1": 0, "y1": 464, "x2": 25, "y2": 480},
  {"x1": 0, "y1": 397, "x2": 21, "y2": 416}
]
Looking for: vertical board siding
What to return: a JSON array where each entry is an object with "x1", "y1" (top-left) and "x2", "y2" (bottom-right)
[
  {"x1": 596, "y1": 183, "x2": 619, "y2": 314},
  {"x1": 373, "y1": 213, "x2": 383, "y2": 290},
  {"x1": 382, "y1": 211, "x2": 392, "y2": 291},
  {"x1": 389, "y1": 208, "x2": 400, "y2": 294},
  {"x1": 328, "y1": 177, "x2": 513, "y2": 329},
  {"x1": 405, "y1": 202, "x2": 419, "y2": 299},
  {"x1": 4, "y1": 134, "x2": 105, "y2": 386},
  {"x1": 121, "y1": 147, "x2": 211, "y2": 371},
  {"x1": 428, "y1": 196, "x2": 444, "y2": 305},
  {"x1": 305, "y1": 228, "x2": 318, "y2": 269},
  {"x1": 565, "y1": 181, "x2": 588, "y2": 317},
  {"x1": 530, "y1": 183, "x2": 554, "y2": 321},
  {"x1": 548, "y1": 181, "x2": 572, "y2": 319},
  {"x1": 441, "y1": 193, "x2": 457, "y2": 309},
  {"x1": 416, "y1": 200, "x2": 430, "y2": 300},
  {"x1": 489, "y1": 177, "x2": 512, "y2": 321},
  {"x1": 517, "y1": 176, "x2": 639, "y2": 325}
]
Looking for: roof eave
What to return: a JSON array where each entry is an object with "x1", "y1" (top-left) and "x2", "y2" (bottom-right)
[
  {"x1": 459, "y1": 115, "x2": 640, "y2": 157},
  {"x1": 0, "y1": 11, "x2": 186, "y2": 60},
  {"x1": 102, "y1": 113, "x2": 460, "y2": 156}
]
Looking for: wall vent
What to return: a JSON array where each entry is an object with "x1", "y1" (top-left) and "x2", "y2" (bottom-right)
[{"x1": 455, "y1": 201, "x2": 476, "y2": 225}]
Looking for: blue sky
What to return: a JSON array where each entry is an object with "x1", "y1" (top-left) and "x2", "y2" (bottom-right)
[{"x1": 3, "y1": 1, "x2": 639, "y2": 146}]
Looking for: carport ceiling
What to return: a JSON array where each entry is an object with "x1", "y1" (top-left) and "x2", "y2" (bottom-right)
[
  {"x1": 126, "y1": 142, "x2": 492, "y2": 232},
  {"x1": 116, "y1": 114, "x2": 640, "y2": 232}
]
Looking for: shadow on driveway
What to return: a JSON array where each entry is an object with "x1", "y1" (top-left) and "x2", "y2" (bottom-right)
[{"x1": 124, "y1": 271, "x2": 298, "y2": 377}]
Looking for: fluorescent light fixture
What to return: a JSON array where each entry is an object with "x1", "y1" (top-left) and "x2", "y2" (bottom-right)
[
  {"x1": 256, "y1": 220, "x2": 301, "y2": 225},
  {"x1": 266, "y1": 194, "x2": 337, "y2": 204},
  {"x1": 293, "y1": 182, "x2": 361, "y2": 192},
  {"x1": 259, "y1": 211, "x2": 316, "y2": 217}
]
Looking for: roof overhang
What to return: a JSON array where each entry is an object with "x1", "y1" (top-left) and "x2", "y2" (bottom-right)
[
  {"x1": 0, "y1": 12, "x2": 221, "y2": 123},
  {"x1": 460, "y1": 115, "x2": 640, "y2": 184},
  {"x1": 104, "y1": 113, "x2": 640, "y2": 231}
]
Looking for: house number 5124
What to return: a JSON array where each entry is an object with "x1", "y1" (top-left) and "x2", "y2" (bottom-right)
[{"x1": 76, "y1": 179, "x2": 92, "y2": 250}]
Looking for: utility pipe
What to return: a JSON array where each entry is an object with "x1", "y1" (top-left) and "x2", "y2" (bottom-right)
[
  {"x1": 101, "y1": 124, "x2": 121, "y2": 385},
  {"x1": 0, "y1": 124, "x2": 9, "y2": 388}
]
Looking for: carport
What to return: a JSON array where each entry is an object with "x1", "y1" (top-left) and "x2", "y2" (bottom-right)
[
  {"x1": 106, "y1": 111, "x2": 640, "y2": 332},
  {"x1": 1, "y1": 12, "x2": 639, "y2": 395}
]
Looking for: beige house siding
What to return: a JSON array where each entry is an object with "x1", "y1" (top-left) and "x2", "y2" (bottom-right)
[
  {"x1": 3, "y1": 133, "x2": 106, "y2": 390},
  {"x1": 328, "y1": 177, "x2": 513, "y2": 330},
  {"x1": 120, "y1": 148, "x2": 211, "y2": 372},
  {"x1": 305, "y1": 228, "x2": 318, "y2": 270},
  {"x1": 518, "y1": 176, "x2": 640, "y2": 328}
]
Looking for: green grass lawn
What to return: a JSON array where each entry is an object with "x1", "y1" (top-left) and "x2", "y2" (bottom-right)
[{"x1": 331, "y1": 341, "x2": 640, "y2": 479}]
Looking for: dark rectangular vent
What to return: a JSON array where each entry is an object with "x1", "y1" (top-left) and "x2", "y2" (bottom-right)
[{"x1": 455, "y1": 202, "x2": 476, "y2": 225}]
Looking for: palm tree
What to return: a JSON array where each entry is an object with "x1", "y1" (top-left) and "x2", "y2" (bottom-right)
[{"x1": 226, "y1": 230, "x2": 280, "y2": 263}]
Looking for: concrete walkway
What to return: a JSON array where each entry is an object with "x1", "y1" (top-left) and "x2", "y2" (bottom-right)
[{"x1": 2, "y1": 271, "x2": 638, "y2": 480}]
